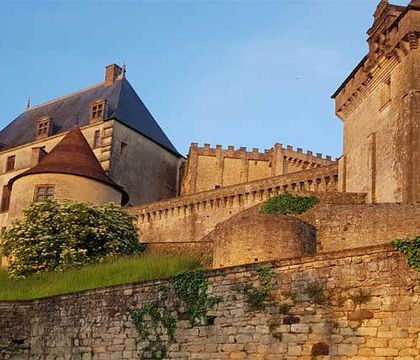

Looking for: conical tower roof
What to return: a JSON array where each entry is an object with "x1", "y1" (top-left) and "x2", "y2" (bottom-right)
[{"x1": 9, "y1": 128, "x2": 128, "y2": 204}]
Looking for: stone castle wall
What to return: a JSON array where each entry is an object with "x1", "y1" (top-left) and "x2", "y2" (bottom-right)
[
  {"x1": 207, "y1": 207, "x2": 316, "y2": 268},
  {"x1": 301, "y1": 203, "x2": 420, "y2": 253},
  {"x1": 181, "y1": 143, "x2": 336, "y2": 195},
  {"x1": 1, "y1": 244, "x2": 420, "y2": 359},
  {"x1": 205, "y1": 201, "x2": 420, "y2": 268},
  {"x1": 128, "y1": 165, "x2": 365, "y2": 257}
]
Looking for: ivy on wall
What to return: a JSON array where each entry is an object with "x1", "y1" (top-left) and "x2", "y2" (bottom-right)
[
  {"x1": 243, "y1": 265, "x2": 274, "y2": 311},
  {"x1": 393, "y1": 236, "x2": 420, "y2": 271},
  {"x1": 129, "y1": 269, "x2": 222, "y2": 359},
  {"x1": 129, "y1": 302, "x2": 176, "y2": 359},
  {"x1": 259, "y1": 192, "x2": 319, "y2": 215}
]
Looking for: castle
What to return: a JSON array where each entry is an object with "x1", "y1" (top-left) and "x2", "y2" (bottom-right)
[
  {"x1": 1, "y1": 1, "x2": 420, "y2": 359},
  {"x1": 0, "y1": 64, "x2": 184, "y2": 226},
  {"x1": 129, "y1": 0, "x2": 420, "y2": 268},
  {"x1": 0, "y1": 0, "x2": 419, "y2": 269}
]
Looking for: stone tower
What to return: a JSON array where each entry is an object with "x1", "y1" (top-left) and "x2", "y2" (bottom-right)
[
  {"x1": 7, "y1": 128, "x2": 127, "y2": 220},
  {"x1": 333, "y1": 0, "x2": 420, "y2": 203}
]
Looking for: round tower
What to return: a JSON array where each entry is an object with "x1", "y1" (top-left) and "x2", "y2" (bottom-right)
[{"x1": 7, "y1": 128, "x2": 128, "y2": 220}]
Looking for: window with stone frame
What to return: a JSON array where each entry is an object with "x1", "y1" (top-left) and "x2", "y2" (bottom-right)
[
  {"x1": 90, "y1": 100, "x2": 106, "y2": 123},
  {"x1": 93, "y1": 130, "x2": 101, "y2": 148},
  {"x1": 6, "y1": 155, "x2": 15, "y2": 172},
  {"x1": 34, "y1": 185, "x2": 55, "y2": 202},
  {"x1": 379, "y1": 78, "x2": 391, "y2": 110},
  {"x1": 37, "y1": 117, "x2": 52, "y2": 139},
  {"x1": 0, "y1": 185, "x2": 10, "y2": 212}
]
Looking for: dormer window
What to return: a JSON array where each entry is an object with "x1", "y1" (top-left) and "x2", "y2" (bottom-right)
[
  {"x1": 37, "y1": 116, "x2": 52, "y2": 139},
  {"x1": 90, "y1": 99, "x2": 106, "y2": 123}
]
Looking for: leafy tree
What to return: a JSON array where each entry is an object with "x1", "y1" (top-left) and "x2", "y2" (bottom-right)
[{"x1": 0, "y1": 200, "x2": 144, "y2": 277}]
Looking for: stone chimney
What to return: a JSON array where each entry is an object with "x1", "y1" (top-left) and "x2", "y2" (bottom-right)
[{"x1": 104, "y1": 64, "x2": 123, "y2": 86}]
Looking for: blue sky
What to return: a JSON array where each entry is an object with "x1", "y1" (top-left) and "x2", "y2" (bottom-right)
[{"x1": 0, "y1": 0, "x2": 408, "y2": 157}]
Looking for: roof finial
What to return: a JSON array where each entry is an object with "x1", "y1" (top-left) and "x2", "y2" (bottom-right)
[
  {"x1": 26, "y1": 96, "x2": 31, "y2": 110},
  {"x1": 122, "y1": 61, "x2": 127, "y2": 78},
  {"x1": 74, "y1": 111, "x2": 80, "y2": 128}
]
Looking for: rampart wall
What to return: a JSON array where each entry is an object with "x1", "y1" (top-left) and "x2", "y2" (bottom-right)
[
  {"x1": 129, "y1": 165, "x2": 365, "y2": 259},
  {"x1": 181, "y1": 143, "x2": 336, "y2": 195},
  {"x1": 1, "y1": 244, "x2": 419, "y2": 359},
  {"x1": 302, "y1": 203, "x2": 420, "y2": 253},
  {"x1": 207, "y1": 207, "x2": 316, "y2": 268}
]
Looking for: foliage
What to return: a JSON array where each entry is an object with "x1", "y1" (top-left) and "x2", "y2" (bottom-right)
[
  {"x1": 278, "y1": 302, "x2": 292, "y2": 315},
  {"x1": 350, "y1": 289, "x2": 372, "y2": 307},
  {"x1": 244, "y1": 265, "x2": 274, "y2": 311},
  {"x1": 130, "y1": 269, "x2": 222, "y2": 359},
  {"x1": 0, "y1": 254, "x2": 200, "y2": 301},
  {"x1": 0, "y1": 200, "x2": 144, "y2": 277},
  {"x1": 174, "y1": 269, "x2": 222, "y2": 325},
  {"x1": 259, "y1": 192, "x2": 319, "y2": 215},
  {"x1": 303, "y1": 280, "x2": 329, "y2": 305},
  {"x1": 392, "y1": 236, "x2": 420, "y2": 271},
  {"x1": 130, "y1": 302, "x2": 176, "y2": 359}
]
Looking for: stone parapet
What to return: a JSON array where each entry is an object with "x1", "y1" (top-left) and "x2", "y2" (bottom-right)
[
  {"x1": 301, "y1": 202, "x2": 420, "y2": 253},
  {"x1": 129, "y1": 165, "x2": 365, "y2": 245}
]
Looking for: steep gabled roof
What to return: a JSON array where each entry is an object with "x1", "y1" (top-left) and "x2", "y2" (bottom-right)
[
  {"x1": 0, "y1": 77, "x2": 180, "y2": 156},
  {"x1": 8, "y1": 128, "x2": 129, "y2": 204}
]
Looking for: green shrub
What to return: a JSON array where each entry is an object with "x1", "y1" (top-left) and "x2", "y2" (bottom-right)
[
  {"x1": 259, "y1": 192, "x2": 319, "y2": 215},
  {"x1": 0, "y1": 200, "x2": 144, "y2": 277},
  {"x1": 303, "y1": 280, "x2": 329, "y2": 305},
  {"x1": 392, "y1": 236, "x2": 420, "y2": 271}
]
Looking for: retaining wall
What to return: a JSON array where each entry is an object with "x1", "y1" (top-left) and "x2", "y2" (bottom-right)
[{"x1": 1, "y1": 244, "x2": 420, "y2": 360}]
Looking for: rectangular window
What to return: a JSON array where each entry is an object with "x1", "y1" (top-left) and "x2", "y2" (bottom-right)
[
  {"x1": 120, "y1": 141, "x2": 128, "y2": 158},
  {"x1": 0, "y1": 185, "x2": 10, "y2": 212},
  {"x1": 93, "y1": 130, "x2": 101, "y2": 148},
  {"x1": 379, "y1": 79, "x2": 391, "y2": 110},
  {"x1": 37, "y1": 117, "x2": 52, "y2": 139},
  {"x1": 90, "y1": 100, "x2": 106, "y2": 123},
  {"x1": 6, "y1": 155, "x2": 15, "y2": 172},
  {"x1": 34, "y1": 185, "x2": 55, "y2": 202}
]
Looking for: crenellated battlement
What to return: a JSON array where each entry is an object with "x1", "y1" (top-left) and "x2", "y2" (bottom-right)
[
  {"x1": 189, "y1": 142, "x2": 336, "y2": 162},
  {"x1": 182, "y1": 142, "x2": 337, "y2": 195}
]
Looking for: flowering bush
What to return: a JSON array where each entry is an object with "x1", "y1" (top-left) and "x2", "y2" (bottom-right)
[{"x1": 0, "y1": 200, "x2": 144, "y2": 277}]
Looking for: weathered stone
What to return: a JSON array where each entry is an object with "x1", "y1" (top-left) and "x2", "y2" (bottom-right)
[
  {"x1": 311, "y1": 342, "x2": 329, "y2": 356},
  {"x1": 348, "y1": 310, "x2": 374, "y2": 321}
]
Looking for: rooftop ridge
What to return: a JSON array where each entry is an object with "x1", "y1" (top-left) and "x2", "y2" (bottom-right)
[{"x1": 27, "y1": 81, "x2": 105, "y2": 111}]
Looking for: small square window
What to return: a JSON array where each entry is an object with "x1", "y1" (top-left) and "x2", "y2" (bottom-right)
[
  {"x1": 93, "y1": 130, "x2": 101, "y2": 148},
  {"x1": 37, "y1": 117, "x2": 52, "y2": 139},
  {"x1": 6, "y1": 155, "x2": 15, "y2": 172},
  {"x1": 90, "y1": 100, "x2": 106, "y2": 123},
  {"x1": 34, "y1": 185, "x2": 55, "y2": 202}
]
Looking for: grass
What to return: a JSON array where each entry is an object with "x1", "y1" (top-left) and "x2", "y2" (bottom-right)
[{"x1": 0, "y1": 254, "x2": 201, "y2": 301}]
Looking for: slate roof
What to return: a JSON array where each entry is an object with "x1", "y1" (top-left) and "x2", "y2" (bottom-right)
[
  {"x1": 0, "y1": 77, "x2": 181, "y2": 156},
  {"x1": 8, "y1": 128, "x2": 129, "y2": 205}
]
